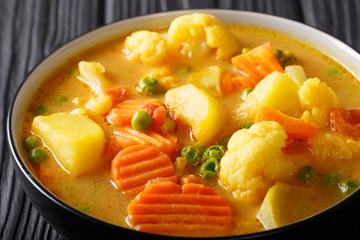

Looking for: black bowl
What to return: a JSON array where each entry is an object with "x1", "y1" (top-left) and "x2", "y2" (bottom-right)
[{"x1": 7, "y1": 9, "x2": 360, "y2": 240}]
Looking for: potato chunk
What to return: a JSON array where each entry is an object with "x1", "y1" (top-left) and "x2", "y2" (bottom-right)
[
  {"x1": 258, "y1": 182, "x2": 321, "y2": 230},
  {"x1": 189, "y1": 66, "x2": 222, "y2": 96},
  {"x1": 32, "y1": 112, "x2": 105, "y2": 176},
  {"x1": 236, "y1": 71, "x2": 300, "y2": 124},
  {"x1": 164, "y1": 84, "x2": 227, "y2": 143}
]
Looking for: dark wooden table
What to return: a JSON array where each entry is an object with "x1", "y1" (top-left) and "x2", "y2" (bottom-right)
[{"x1": 1, "y1": 1, "x2": 360, "y2": 239}]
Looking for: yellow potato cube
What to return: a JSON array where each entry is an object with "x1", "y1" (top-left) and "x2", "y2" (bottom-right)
[
  {"x1": 236, "y1": 71, "x2": 300, "y2": 124},
  {"x1": 189, "y1": 66, "x2": 222, "y2": 96},
  {"x1": 284, "y1": 65, "x2": 307, "y2": 86},
  {"x1": 31, "y1": 112, "x2": 105, "y2": 176},
  {"x1": 165, "y1": 84, "x2": 227, "y2": 143},
  {"x1": 257, "y1": 182, "x2": 319, "y2": 230}
]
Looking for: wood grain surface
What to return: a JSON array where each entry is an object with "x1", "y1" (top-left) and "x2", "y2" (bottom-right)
[{"x1": 1, "y1": 0, "x2": 360, "y2": 239}]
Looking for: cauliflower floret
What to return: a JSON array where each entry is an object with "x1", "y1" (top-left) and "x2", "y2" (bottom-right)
[
  {"x1": 167, "y1": 13, "x2": 240, "y2": 59},
  {"x1": 219, "y1": 122, "x2": 295, "y2": 203},
  {"x1": 78, "y1": 61, "x2": 113, "y2": 115},
  {"x1": 299, "y1": 78, "x2": 339, "y2": 127},
  {"x1": 124, "y1": 30, "x2": 167, "y2": 65},
  {"x1": 307, "y1": 131, "x2": 360, "y2": 173},
  {"x1": 308, "y1": 132, "x2": 353, "y2": 160}
]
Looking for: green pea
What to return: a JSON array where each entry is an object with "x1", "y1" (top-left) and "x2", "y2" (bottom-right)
[
  {"x1": 273, "y1": 47, "x2": 296, "y2": 68},
  {"x1": 137, "y1": 76, "x2": 159, "y2": 94},
  {"x1": 327, "y1": 65, "x2": 342, "y2": 77},
  {"x1": 322, "y1": 173, "x2": 340, "y2": 185},
  {"x1": 161, "y1": 118, "x2": 175, "y2": 132},
  {"x1": 29, "y1": 147, "x2": 48, "y2": 163},
  {"x1": 24, "y1": 136, "x2": 39, "y2": 150},
  {"x1": 34, "y1": 105, "x2": 47, "y2": 115},
  {"x1": 241, "y1": 88, "x2": 253, "y2": 100},
  {"x1": 131, "y1": 110, "x2": 153, "y2": 131},
  {"x1": 241, "y1": 122, "x2": 254, "y2": 129},
  {"x1": 181, "y1": 146, "x2": 201, "y2": 165},
  {"x1": 203, "y1": 145, "x2": 225, "y2": 161},
  {"x1": 199, "y1": 158, "x2": 219, "y2": 179},
  {"x1": 78, "y1": 205, "x2": 91, "y2": 213},
  {"x1": 54, "y1": 95, "x2": 68, "y2": 103},
  {"x1": 177, "y1": 66, "x2": 192, "y2": 75},
  {"x1": 297, "y1": 166, "x2": 318, "y2": 183},
  {"x1": 192, "y1": 143, "x2": 208, "y2": 155},
  {"x1": 338, "y1": 180, "x2": 359, "y2": 194},
  {"x1": 241, "y1": 48, "x2": 250, "y2": 54},
  {"x1": 217, "y1": 135, "x2": 231, "y2": 149}
]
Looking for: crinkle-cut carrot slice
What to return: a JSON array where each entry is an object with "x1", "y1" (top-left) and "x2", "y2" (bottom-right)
[
  {"x1": 231, "y1": 42, "x2": 283, "y2": 84},
  {"x1": 107, "y1": 128, "x2": 177, "y2": 158},
  {"x1": 106, "y1": 108, "x2": 135, "y2": 126},
  {"x1": 111, "y1": 145, "x2": 177, "y2": 196},
  {"x1": 180, "y1": 175, "x2": 201, "y2": 185},
  {"x1": 151, "y1": 106, "x2": 166, "y2": 131},
  {"x1": 127, "y1": 181, "x2": 234, "y2": 237},
  {"x1": 107, "y1": 99, "x2": 163, "y2": 126},
  {"x1": 329, "y1": 108, "x2": 360, "y2": 140}
]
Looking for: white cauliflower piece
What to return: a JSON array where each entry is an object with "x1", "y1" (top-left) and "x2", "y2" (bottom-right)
[
  {"x1": 307, "y1": 131, "x2": 360, "y2": 174},
  {"x1": 124, "y1": 30, "x2": 167, "y2": 65},
  {"x1": 77, "y1": 61, "x2": 113, "y2": 115},
  {"x1": 299, "y1": 78, "x2": 339, "y2": 127},
  {"x1": 307, "y1": 132, "x2": 353, "y2": 161},
  {"x1": 167, "y1": 13, "x2": 240, "y2": 59},
  {"x1": 219, "y1": 121, "x2": 295, "y2": 203}
]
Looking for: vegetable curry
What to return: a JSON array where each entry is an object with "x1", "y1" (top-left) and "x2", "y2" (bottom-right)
[{"x1": 22, "y1": 13, "x2": 360, "y2": 237}]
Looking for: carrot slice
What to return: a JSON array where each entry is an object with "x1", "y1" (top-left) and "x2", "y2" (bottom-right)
[
  {"x1": 232, "y1": 75, "x2": 258, "y2": 89},
  {"x1": 221, "y1": 72, "x2": 257, "y2": 93},
  {"x1": 111, "y1": 145, "x2": 177, "y2": 196},
  {"x1": 103, "y1": 86, "x2": 128, "y2": 104},
  {"x1": 255, "y1": 107, "x2": 318, "y2": 139},
  {"x1": 221, "y1": 72, "x2": 237, "y2": 93},
  {"x1": 231, "y1": 42, "x2": 283, "y2": 84},
  {"x1": 127, "y1": 181, "x2": 234, "y2": 237},
  {"x1": 108, "y1": 128, "x2": 177, "y2": 157},
  {"x1": 329, "y1": 108, "x2": 360, "y2": 140},
  {"x1": 107, "y1": 99, "x2": 164, "y2": 127},
  {"x1": 151, "y1": 106, "x2": 166, "y2": 131},
  {"x1": 180, "y1": 175, "x2": 201, "y2": 185}
]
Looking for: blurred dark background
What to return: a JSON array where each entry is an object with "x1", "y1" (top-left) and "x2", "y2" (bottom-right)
[{"x1": 1, "y1": 0, "x2": 360, "y2": 239}]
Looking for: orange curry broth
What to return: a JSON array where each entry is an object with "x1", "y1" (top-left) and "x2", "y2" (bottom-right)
[{"x1": 21, "y1": 23, "x2": 360, "y2": 236}]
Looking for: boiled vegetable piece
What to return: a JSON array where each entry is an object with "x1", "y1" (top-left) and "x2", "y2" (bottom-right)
[
  {"x1": 189, "y1": 66, "x2": 222, "y2": 96},
  {"x1": 236, "y1": 71, "x2": 300, "y2": 124},
  {"x1": 258, "y1": 182, "x2": 321, "y2": 230},
  {"x1": 284, "y1": 65, "x2": 307, "y2": 86},
  {"x1": 111, "y1": 145, "x2": 177, "y2": 196},
  {"x1": 78, "y1": 61, "x2": 110, "y2": 94},
  {"x1": 86, "y1": 92, "x2": 113, "y2": 116},
  {"x1": 255, "y1": 107, "x2": 318, "y2": 139},
  {"x1": 127, "y1": 180, "x2": 234, "y2": 237},
  {"x1": 165, "y1": 84, "x2": 227, "y2": 143},
  {"x1": 31, "y1": 112, "x2": 105, "y2": 176},
  {"x1": 231, "y1": 42, "x2": 283, "y2": 82}
]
